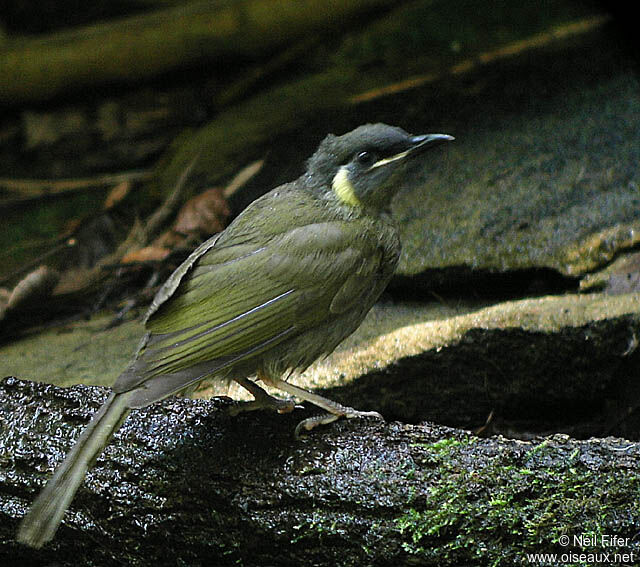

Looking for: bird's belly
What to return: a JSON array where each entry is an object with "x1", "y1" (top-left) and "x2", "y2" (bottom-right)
[{"x1": 256, "y1": 305, "x2": 371, "y2": 381}]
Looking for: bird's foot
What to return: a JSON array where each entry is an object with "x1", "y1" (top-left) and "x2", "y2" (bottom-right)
[
  {"x1": 294, "y1": 408, "x2": 383, "y2": 438},
  {"x1": 257, "y1": 374, "x2": 384, "y2": 438},
  {"x1": 231, "y1": 376, "x2": 302, "y2": 415},
  {"x1": 228, "y1": 396, "x2": 298, "y2": 416}
]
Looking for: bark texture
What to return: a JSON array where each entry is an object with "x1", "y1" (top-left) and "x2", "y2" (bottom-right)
[{"x1": 1, "y1": 377, "x2": 638, "y2": 566}]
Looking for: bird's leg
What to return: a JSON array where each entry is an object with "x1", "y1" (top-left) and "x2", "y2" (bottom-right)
[
  {"x1": 260, "y1": 375, "x2": 383, "y2": 438},
  {"x1": 228, "y1": 376, "x2": 297, "y2": 415}
]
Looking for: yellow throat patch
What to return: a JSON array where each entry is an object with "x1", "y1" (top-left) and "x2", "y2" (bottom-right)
[{"x1": 332, "y1": 167, "x2": 361, "y2": 208}]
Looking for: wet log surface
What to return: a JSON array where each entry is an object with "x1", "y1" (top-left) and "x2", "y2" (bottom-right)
[{"x1": 1, "y1": 377, "x2": 638, "y2": 566}]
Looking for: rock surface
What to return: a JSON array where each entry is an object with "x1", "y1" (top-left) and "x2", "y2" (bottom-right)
[{"x1": 394, "y1": 71, "x2": 640, "y2": 284}]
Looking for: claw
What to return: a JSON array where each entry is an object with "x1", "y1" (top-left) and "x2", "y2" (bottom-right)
[
  {"x1": 294, "y1": 407, "x2": 384, "y2": 438},
  {"x1": 227, "y1": 397, "x2": 296, "y2": 416},
  {"x1": 231, "y1": 376, "x2": 297, "y2": 415},
  {"x1": 294, "y1": 413, "x2": 340, "y2": 438},
  {"x1": 233, "y1": 373, "x2": 384, "y2": 436},
  {"x1": 345, "y1": 409, "x2": 384, "y2": 421}
]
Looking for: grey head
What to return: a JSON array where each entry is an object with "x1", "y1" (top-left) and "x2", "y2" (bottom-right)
[{"x1": 306, "y1": 123, "x2": 453, "y2": 211}]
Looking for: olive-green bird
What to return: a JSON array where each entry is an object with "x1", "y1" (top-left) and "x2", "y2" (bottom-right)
[{"x1": 17, "y1": 123, "x2": 452, "y2": 548}]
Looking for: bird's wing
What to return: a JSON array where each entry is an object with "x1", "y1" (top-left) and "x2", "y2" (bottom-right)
[
  {"x1": 115, "y1": 220, "x2": 386, "y2": 407},
  {"x1": 143, "y1": 233, "x2": 222, "y2": 322}
]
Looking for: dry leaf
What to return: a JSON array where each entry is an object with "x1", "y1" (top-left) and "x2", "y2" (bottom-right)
[
  {"x1": 4, "y1": 266, "x2": 60, "y2": 313},
  {"x1": 104, "y1": 180, "x2": 132, "y2": 210},
  {"x1": 173, "y1": 187, "x2": 230, "y2": 236},
  {"x1": 121, "y1": 246, "x2": 171, "y2": 264}
]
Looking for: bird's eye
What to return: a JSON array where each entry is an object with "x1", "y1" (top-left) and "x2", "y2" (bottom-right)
[{"x1": 356, "y1": 151, "x2": 375, "y2": 166}]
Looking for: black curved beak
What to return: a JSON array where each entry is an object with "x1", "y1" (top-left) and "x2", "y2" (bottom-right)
[
  {"x1": 369, "y1": 133, "x2": 454, "y2": 170},
  {"x1": 409, "y1": 133, "x2": 455, "y2": 155}
]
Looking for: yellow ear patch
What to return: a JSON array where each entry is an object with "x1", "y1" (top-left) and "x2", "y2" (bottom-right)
[{"x1": 332, "y1": 167, "x2": 361, "y2": 208}]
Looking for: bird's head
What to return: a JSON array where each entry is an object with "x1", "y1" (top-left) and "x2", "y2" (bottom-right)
[{"x1": 306, "y1": 123, "x2": 453, "y2": 212}]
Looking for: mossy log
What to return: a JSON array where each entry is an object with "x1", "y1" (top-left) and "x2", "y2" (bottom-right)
[
  {"x1": 0, "y1": 0, "x2": 397, "y2": 105},
  {"x1": 1, "y1": 377, "x2": 638, "y2": 566}
]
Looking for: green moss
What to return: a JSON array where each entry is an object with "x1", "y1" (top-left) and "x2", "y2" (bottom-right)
[
  {"x1": 395, "y1": 440, "x2": 640, "y2": 565},
  {"x1": 418, "y1": 437, "x2": 473, "y2": 453},
  {"x1": 291, "y1": 511, "x2": 346, "y2": 544}
]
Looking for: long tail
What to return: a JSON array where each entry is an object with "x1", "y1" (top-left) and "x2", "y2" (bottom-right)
[{"x1": 17, "y1": 391, "x2": 132, "y2": 548}]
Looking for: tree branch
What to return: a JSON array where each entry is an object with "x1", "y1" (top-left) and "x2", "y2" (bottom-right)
[{"x1": 0, "y1": 0, "x2": 398, "y2": 104}]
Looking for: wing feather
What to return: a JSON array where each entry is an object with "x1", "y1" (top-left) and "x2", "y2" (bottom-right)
[
  {"x1": 115, "y1": 207, "x2": 390, "y2": 405},
  {"x1": 125, "y1": 326, "x2": 297, "y2": 408}
]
